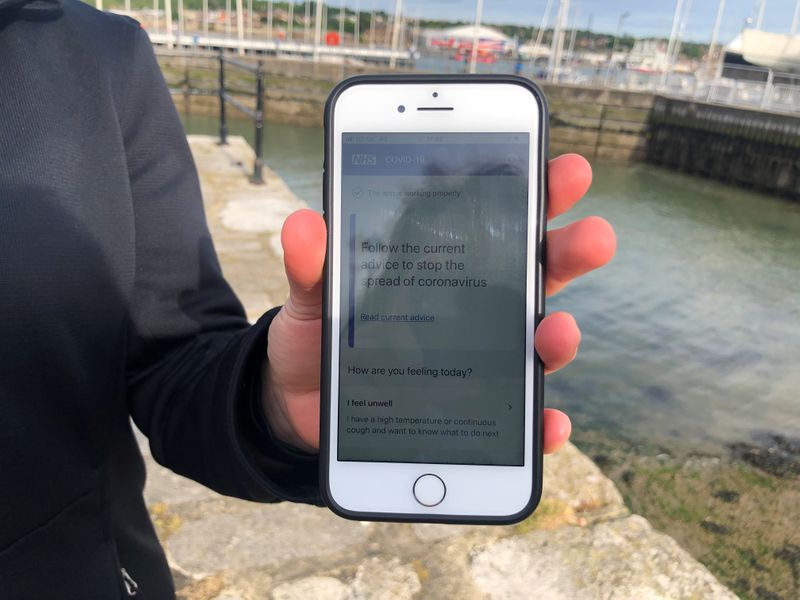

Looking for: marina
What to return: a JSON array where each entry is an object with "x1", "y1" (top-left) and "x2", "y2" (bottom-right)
[
  {"x1": 147, "y1": 31, "x2": 413, "y2": 63},
  {"x1": 99, "y1": 0, "x2": 800, "y2": 115},
  {"x1": 103, "y1": 2, "x2": 800, "y2": 596},
  {"x1": 3, "y1": 1, "x2": 798, "y2": 598},
  {"x1": 162, "y1": 47, "x2": 800, "y2": 197}
]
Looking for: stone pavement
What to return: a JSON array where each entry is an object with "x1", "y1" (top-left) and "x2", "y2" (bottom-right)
[{"x1": 136, "y1": 135, "x2": 737, "y2": 600}]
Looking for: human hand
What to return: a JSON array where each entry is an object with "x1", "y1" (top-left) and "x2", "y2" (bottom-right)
[{"x1": 262, "y1": 154, "x2": 616, "y2": 454}]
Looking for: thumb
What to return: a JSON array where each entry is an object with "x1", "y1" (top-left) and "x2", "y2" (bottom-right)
[{"x1": 281, "y1": 209, "x2": 327, "y2": 319}]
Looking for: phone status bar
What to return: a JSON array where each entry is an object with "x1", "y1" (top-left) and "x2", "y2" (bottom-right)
[{"x1": 343, "y1": 132, "x2": 528, "y2": 145}]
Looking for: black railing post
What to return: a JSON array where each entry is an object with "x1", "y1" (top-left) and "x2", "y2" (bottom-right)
[
  {"x1": 218, "y1": 50, "x2": 227, "y2": 145},
  {"x1": 250, "y1": 59, "x2": 265, "y2": 185},
  {"x1": 182, "y1": 53, "x2": 191, "y2": 113}
]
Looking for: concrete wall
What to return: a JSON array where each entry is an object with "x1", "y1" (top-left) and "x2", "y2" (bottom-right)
[
  {"x1": 646, "y1": 97, "x2": 800, "y2": 199},
  {"x1": 255, "y1": 79, "x2": 657, "y2": 162},
  {"x1": 254, "y1": 69, "x2": 657, "y2": 166},
  {"x1": 162, "y1": 54, "x2": 800, "y2": 198},
  {"x1": 539, "y1": 84, "x2": 653, "y2": 163},
  {"x1": 163, "y1": 55, "x2": 655, "y2": 161}
]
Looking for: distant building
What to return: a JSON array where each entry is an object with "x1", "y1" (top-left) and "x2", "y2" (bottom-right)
[{"x1": 425, "y1": 25, "x2": 515, "y2": 54}]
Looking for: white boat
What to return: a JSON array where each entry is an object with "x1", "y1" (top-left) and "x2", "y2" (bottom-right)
[
  {"x1": 518, "y1": 42, "x2": 550, "y2": 60},
  {"x1": 626, "y1": 39, "x2": 670, "y2": 73},
  {"x1": 725, "y1": 30, "x2": 800, "y2": 73}
]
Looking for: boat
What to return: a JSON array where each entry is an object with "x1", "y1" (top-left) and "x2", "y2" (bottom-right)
[
  {"x1": 626, "y1": 39, "x2": 670, "y2": 74},
  {"x1": 724, "y1": 30, "x2": 800, "y2": 74},
  {"x1": 451, "y1": 48, "x2": 497, "y2": 64}
]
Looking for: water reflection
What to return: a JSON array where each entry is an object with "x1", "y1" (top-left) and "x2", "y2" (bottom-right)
[{"x1": 547, "y1": 164, "x2": 800, "y2": 451}]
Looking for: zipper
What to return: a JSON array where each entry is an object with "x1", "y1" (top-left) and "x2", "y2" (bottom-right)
[{"x1": 120, "y1": 568, "x2": 139, "y2": 597}]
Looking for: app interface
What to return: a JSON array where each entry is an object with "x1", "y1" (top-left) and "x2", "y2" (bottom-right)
[{"x1": 338, "y1": 132, "x2": 531, "y2": 465}]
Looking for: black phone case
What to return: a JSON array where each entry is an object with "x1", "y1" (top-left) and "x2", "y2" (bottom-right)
[{"x1": 320, "y1": 73, "x2": 548, "y2": 525}]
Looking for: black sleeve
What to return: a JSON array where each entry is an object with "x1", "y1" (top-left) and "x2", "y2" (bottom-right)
[{"x1": 119, "y1": 25, "x2": 320, "y2": 505}]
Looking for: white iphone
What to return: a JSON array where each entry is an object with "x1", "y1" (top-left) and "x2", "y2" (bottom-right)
[{"x1": 320, "y1": 75, "x2": 547, "y2": 524}]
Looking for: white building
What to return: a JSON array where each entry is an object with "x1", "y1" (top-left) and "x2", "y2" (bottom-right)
[{"x1": 426, "y1": 25, "x2": 515, "y2": 53}]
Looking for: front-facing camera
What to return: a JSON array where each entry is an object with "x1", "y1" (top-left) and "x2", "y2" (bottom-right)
[{"x1": 397, "y1": 105, "x2": 406, "y2": 113}]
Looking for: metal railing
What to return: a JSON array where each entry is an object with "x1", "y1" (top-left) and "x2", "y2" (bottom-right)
[
  {"x1": 217, "y1": 52, "x2": 266, "y2": 184},
  {"x1": 404, "y1": 50, "x2": 800, "y2": 115},
  {"x1": 563, "y1": 62, "x2": 800, "y2": 115},
  {"x1": 158, "y1": 48, "x2": 266, "y2": 184},
  {"x1": 698, "y1": 65, "x2": 800, "y2": 114}
]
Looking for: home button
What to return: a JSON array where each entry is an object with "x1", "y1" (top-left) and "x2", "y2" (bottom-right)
[{"x1": 413, "y1": 474, "x2": 446, "y2": 507}]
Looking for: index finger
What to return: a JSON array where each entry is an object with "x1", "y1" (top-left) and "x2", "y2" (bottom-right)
[{"x1": 548, "y1": 154, "x2": 592, "y2": 220}]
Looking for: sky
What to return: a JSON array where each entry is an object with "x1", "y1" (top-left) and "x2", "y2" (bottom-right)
[{"x1": 338, "y1": 1, "x2": 800, "y2": 44}]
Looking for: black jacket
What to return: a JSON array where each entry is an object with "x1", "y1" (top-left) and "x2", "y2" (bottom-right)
[{"x1": 0, "y1": 1, "x2": 319, "y2": 597}]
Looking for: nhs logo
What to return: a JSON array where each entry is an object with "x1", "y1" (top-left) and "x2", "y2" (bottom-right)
[{"x1": 352, "y1": 154, "x2": 377, "y2": 166}]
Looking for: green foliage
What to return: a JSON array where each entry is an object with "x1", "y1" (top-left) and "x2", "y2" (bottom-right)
[
  {"x1": 574, "y1": 430, "x2": 800, "y2": 600},
  {"x1": 681, "y1": 42, "x2": 707, "y2": 60}
]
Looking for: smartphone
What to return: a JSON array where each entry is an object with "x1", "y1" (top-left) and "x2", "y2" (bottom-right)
[{"x1": 320, "y1": 74, "x2": 547, "y2": 524}]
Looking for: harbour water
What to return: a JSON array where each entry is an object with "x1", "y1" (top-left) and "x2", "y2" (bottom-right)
[
  {"x1": 547, "y1": 165, "x2": 800, "y2": 452},
  {"x1": 182, "y1": 113, "x2": 800, "y2": 455}
]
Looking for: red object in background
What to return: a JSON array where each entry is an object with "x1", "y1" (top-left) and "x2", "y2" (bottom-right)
[
  {"x1": 430, "y1": 37, "x2": 455, "y2": 48},
  {"x1": 278, "y1": 30, "x2": 286, "y2": 40},
  {"x1": 326, "y1": 31, "x2": 340, "y2": 46},
  {"x1": 451, "y1": 49, "x2": 498, "y2": 64}
]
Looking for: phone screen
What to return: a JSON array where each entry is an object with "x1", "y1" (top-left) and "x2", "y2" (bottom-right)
[{"x1": 337, "y1": 132, "x2": 530, "y2": 466}]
